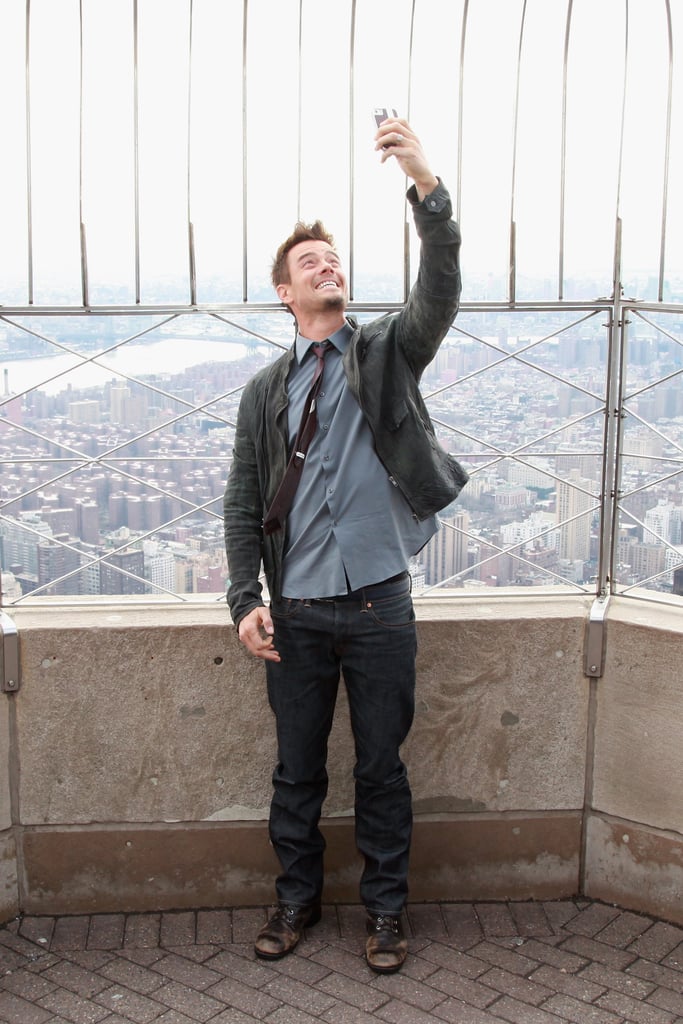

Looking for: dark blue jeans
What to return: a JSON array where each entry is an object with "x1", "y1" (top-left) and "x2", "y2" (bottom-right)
[{"x1": 265, "y1": 574, "x2": 417, "y2": 915}]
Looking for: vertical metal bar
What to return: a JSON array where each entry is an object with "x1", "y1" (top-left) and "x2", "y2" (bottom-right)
[
  {"x1": 598, "y1": 218, "x2": 625, "y2": 597},
  {"x1": 613, "y1": 0, "x2": 629, "y2": 266},
  {"x1": 403, "y1": 0, "x2": 417, "y2": 302},
  {"x1": 78, "y1": 0, "x2": 89, "y2": 307},
  {"x1": 606, "y1": 219, "x2": 626, "y2": 598},
  {"x1": 296, "y1": 0, "x2": 303, "y2": 221},
  {"x1": 456, "y1": 0, "x2": 469, "y2": 226},
  {"x1": 348, "y1": 0, "x2": 356, "y2": 302},
  {"x1": 187, "y1": 0, "x2": 196, "y2": 305},
  {"x1": 558, "y1": 0, "x2": 572, "y2": 302},
  {"x1": 508, "y1": 0, "x2": 527, "y2": 305},
  {"x1": 658, "y1": 0, "x2": 673, "y2": 303},
  {"x1": 242, "y1": 0, "x2": 248, "y2": 303},
  {"x1": 25, "y1": 0, "x2": 34, "y2": 305},
  {"x1": 133, "y1": 0, "x2": 141, "y2": 304}
]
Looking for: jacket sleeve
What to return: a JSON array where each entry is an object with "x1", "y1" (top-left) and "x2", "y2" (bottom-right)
[
  {"x1": 398, "y1": 179, "x2": 462, "y2": 378},
  {"x1": 223, "y1": 380, "x2": 266, "y2": 626}
]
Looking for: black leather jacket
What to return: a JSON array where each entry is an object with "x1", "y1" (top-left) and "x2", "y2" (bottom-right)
[{"x1": 223, "y1": 179, "x2": 468, "y2": 626}]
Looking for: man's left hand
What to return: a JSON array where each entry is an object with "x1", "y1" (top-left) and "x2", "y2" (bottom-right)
[{"x1": 374, "y1": 117, "x2": 439, "y2": 202}]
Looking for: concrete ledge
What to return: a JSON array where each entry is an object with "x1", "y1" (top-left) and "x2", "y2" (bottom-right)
[
  {"x1": 584, "y1": 814, "x2": 683, "y2": 926},
  {"x1": 19, "y1": 812, "x2": 581, "y2": 915},
  {"x1": 2, "y1": 593, "x2": 683, "y2": 924},
  {"x1": 0, "y1": 830, "x2": 18, "y2": 921}
]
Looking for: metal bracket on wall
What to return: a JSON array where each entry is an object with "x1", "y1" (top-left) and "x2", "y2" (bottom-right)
[
  {"x1": 0, "y1": 611, "x2": 20, "y2": 693},
  {"x1": 584, "y1": 594, "x2": 609, "y2": 678}
]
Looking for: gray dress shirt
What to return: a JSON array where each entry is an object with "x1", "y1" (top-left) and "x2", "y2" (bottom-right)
[{"x1": 281, "y1": 320, "x2": 438, "y2": 599}]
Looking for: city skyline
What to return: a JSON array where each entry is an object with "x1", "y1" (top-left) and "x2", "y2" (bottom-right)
[{"x1": 2, "y1": 300, "x2": 683, "y2": 602}]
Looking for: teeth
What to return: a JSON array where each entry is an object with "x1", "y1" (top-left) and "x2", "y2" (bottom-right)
[{"x1": 317, "y1": 281, "x2": 337, "y2": 289}]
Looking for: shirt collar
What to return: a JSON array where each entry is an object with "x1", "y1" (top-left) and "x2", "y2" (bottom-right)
[{"x1": 295, "y1": 320, "x2": 353, "y2": 365}]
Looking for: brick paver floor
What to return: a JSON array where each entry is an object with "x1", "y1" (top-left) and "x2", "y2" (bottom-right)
[{"x1": 2, "y1": 900, "x2": 683, "y2": 1023}]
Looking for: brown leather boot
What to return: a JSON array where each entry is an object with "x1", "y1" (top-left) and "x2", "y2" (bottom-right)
[
  {"x1": 254, "y1": 902, "x2": 321, "y2": 960},
  {"x1": 365, "y1": 912, "x2": 408, "y2": 973}
]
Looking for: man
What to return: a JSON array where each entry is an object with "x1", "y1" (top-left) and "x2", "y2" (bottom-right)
[{"x1": 223, "y1": 116, "x2": 466, "y2": 973}]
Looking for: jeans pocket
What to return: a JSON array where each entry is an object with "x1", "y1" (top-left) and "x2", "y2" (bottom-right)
[
  {"x1": 270, "y1": 597, "x2": 303, "y2": 621},
  {"x1": 365, "y1": 591, "x2": 415, "y2": 628}
]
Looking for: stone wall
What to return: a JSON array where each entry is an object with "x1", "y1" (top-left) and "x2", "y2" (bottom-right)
[{"x1": 1, "y1": 594, "x2": 682, "y2": 924}]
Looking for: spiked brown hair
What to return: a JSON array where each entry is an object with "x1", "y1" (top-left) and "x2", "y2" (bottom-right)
[{"x1": 270, "y1": 220, "x2": 337, "y2": 289}]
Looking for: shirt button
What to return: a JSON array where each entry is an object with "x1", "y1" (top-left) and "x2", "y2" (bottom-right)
[{"x1": 322, "y1": 424, "x2": 329, "y2": 431}]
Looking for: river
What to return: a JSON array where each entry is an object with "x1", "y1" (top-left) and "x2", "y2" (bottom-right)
[{"x1": 0, "y1": 337, "x2": 258, "y2": 396}]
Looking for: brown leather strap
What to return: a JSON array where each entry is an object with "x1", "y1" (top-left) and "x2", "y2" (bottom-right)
[{"x1": 263, "y1": 342, "x2": 329, "y2": 536}]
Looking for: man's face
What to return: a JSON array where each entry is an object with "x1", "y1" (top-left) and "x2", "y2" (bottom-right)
[{"x1": 277, "y1": 240, "x2": 348, "y2": 319}]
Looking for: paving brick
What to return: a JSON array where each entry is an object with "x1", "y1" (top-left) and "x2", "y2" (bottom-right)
[
  {"x1": 62, "y1": 949, "x2": 117, "y2": 972},
  {"x1": 151, "y1": 951, "x2": 224, "y2": 990},
  {"x1": 311, "y1": 944, "x2": 369, "y2": 982},
  {"x1": 0, "y1": 967, "x2": 56, "y2": 1002},
  {"x1": 152, "y1": 1011, "x2": 197, "y2": 1024},
  {"x1": 87, "y1": 915, "x2": 125, "y2": 951},
  {"x1": 375, "y1": 998, "x2": 450, "y2": 1023},
  {"x1": 98, "y1": 955, "x2": 166, "y2": 995},
  {"x1": 160, "y1": 912, "x2": 196, "y2": 948},
  {"x1": 529, "y1": 963, "x2": 607, "y2": 1002},
  {"x1": 478, "y1": 966, "x2": 553, "y2": 1006},
  {"x1": 406, "y1": 904, "x2": 447, "y2": 939},
  {"x1": 467, "y1": 994, "x2": 564, "y2": 1023},
  {"x1": 204, "y1": 947, "x2": 274, "y2": 987},
  {"x1": 663, "y1": 944, "x2": 683, "y2": 971},
  {"x1": 211, "y1": 1009, "x2": 264, "y2": 1024},
  {"x1": 430, "y1": 1000, "x2": 507, "y2": 1024},
  {"x1": 649, "y1": 987, "x2": 683, "y2": 1017},
  {"x1": 337, "y1": 905, "x2": 368, "y2": 939},
  {"x1": 196, "y1": 909, "x2": 232, "y2": 946},
  {"x1": 320, "y1": 1005, "x2": 387, "y2": 1024},
  {"x1": 265, "y1": 1007, "x2": 320, "y2": 1024},
  {"x1": 595, "y1": 910, "x2": 655, "y2": 948},
  {"x1": 542, "y1": 993, "x2": 623, "y2": 1022},
  {"x1": 475, "y1": 903, "x2": 518, "y2": 938},
  {"x1": 94, "y1": 983, "x2": 167, "y2": 1022},
  {"x1": 266, "y1": 950, "x2": 331, "y2": 985},
  {"x1": 564, "y1": 902, "x2": 621, "y2": 938},
  {"x1": 371, "y1": 970, "x2": 447, "y2": 1013},
  {"x1": 440, "y1": 903, "x2": 484, "y2": 950},
  {"x1": 560, "y1": 933, "x2": 640, "y2": 970},
  {"x1": 37, "y1": 987, "x2": 112, "y2": 1023},
  {"x1": 144, "y1": 980, "x2": 225, "y2": 1022},
  {"x1": 583, "y1": 960, "x2": 657, "y2": 998},
  {"x1": 512, "y1": 938, "x2": 588, "y2": 974},
  {"x1": 629, "y1": 923, "x2": 683, "y2": 962},
  {"x1": 17, "y1": 918, "x2": 55, "y2": 950},
  {"x1": 124, "y1": 914, "x2": 161, "y2": 949},
  {"x1": 467, "y1": 940, "x2": 538, "y2": 976},
  {"x1": 509, "y1": 902, "x2": 554, "y2": 937},
  {"x1": 316, "y1": 969, "x2": 390, "y2": 1012},
  {"x1": 596, "y1": 988, "x2": 678, "y2": 1023},
  {"x1": 0, "y1": 989, "x2": 54, "y2": 1024},
  {"x1": 207, "y1": 974, "x2": 283, "y2": 1017},
  {"x1": 41, "y1": 959, "x2": 111, "y2": 999},
  {"x1": 541, "y1": 900, "x2": 582, "y2": 932},
  {"x1": 51, "y1": 916, "x2": 90, "y2": 952},
  {"x1": 629, "y1": 958, "x2": 683, "y2": 994},
  {"x1": 262, "y1": 972, "x2": 338, "y2": 1016},
  {"x1": 424, "y1": 966, "x2": 499, "y2": 1009},
  {"x1": 416, "y1": 942, "x2": 489, "y2": 978},
  {"x1": 231, "y1": 907, "x2": 266, "y2": 945}
]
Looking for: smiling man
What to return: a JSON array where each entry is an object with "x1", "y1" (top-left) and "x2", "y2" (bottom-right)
[{"x1": 223, "y1": 116, "x2": 467, "y2": 973}]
